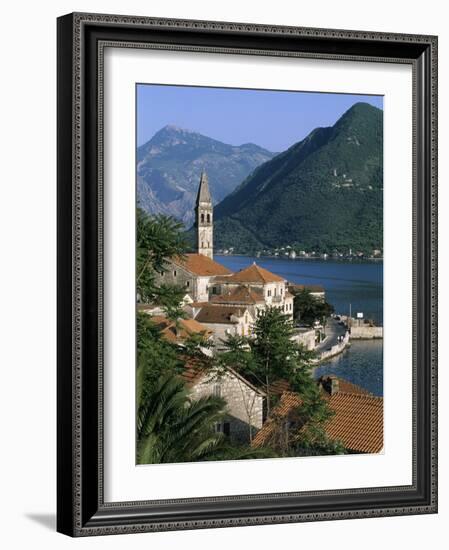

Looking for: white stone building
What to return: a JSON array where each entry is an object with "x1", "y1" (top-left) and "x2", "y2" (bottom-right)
[
  {"x1": 182, "y1": 363, "x2": 265, "y2": 444},
  {"x1": 193, "y1": 304, "x2": 255, "y2": 347},
  {"x1": 212, "y1": 263, "x2": 294, "y2": 320},
  {"x1": 158, "y1": 252, "x2": 232, "y2": 302}
]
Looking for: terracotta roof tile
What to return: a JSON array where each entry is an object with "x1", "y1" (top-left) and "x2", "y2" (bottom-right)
[
  {"x1": 195, "y1": 304, "x2": 248, "y2": 325},
  {"x1": 268, "y1": 379, "x2": 292, "y2": 396},
  {"x1": 228, "y1": 262, "x2": 284, "y2": 284},
  {"x1": 173, "y1": 253, "x2": 232, "y2": 276},
  {"x1": 325, "y1": 393, "x2": 383, "y2": 453},
  {"x1": 150, "y1": 316, "x2": 212, "y2": 343},
  {"x1": 252, "y1": 392, "x2": 301, "y2": 447},
  {"x1": 253, "y1": 380, "x2": 383, "y2": 454},
  {"x1": 210, "y1": 286, "x2": 265, "y2": 305}
]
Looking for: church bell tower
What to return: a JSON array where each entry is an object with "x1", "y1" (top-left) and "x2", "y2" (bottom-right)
[{"x1": 195, "y1": 171, "x2": 213, "y2": 259}]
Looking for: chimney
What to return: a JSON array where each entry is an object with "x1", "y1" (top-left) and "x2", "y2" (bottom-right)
[
  {"x1": 320, "y1": 376, "x2": 340, "y2": 396},
  {"x1": 330, "y1": 377, "x2": 340, "y2": 395}
]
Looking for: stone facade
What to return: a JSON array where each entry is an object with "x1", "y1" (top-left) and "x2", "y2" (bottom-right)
[
  {"x1": 213, "y1": 267, "x2": 295, "y2": 320},
  {"x1": 195, "y1": 171, "x2": 213, "y2": 259},
  {"x1": 159, "y1": 264, "x2": 211, "y2": 302},
  {"x1": 292, "y1": 327, "x2": 316, "y2": 350},
  {"x1": 190, "y1": 368, "x2": 265, "y2": 444}
]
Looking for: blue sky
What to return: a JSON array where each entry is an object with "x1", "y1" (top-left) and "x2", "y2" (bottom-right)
[{"x1": 137, "y1": 84, "x2": 383, "y2": 152}]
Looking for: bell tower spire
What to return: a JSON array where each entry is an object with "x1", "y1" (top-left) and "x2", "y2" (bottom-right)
[{"x1": 195, "y1": 171, "x2": 213, "y2": 259}]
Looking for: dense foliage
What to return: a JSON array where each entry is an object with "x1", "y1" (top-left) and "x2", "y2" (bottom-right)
[
  {"x1": 213, "y1": 103, "x2": 383, "y2": 254},
  {"x1": 137, "y1": 207, "x2": 187, "y2": 319},
  {"x1": 292, "y1": 288, "x2": 335, "y2": 327}
]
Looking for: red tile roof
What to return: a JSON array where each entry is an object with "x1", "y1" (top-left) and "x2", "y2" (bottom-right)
[
  {"x1": 173, "y1": 253, "x2": 232, "y2": 276},
  {"x1": 195, "y1": 304, "x2": 249, "y2": 325},
  {"x1": 325, "y1": 392, "x2": 383, "y2": 453},
  {"x1": 268, "y1": 379, "x2": 292, "y2": 396},
  {"x1": 150, "y1": 316, "x2": 212, "y2": 343},
  {"x1": 228, "y1": 262, "x2": 284, "y2": 284},
  {"x1": 252, "y1": 379, "x2": 383, "y2": 454},
  {"x1": 210, "y1": 286, "x2": 265, "y2": 305},
  {"x1": 252, "y1": 392, "x2": 302, "y2": 447}
]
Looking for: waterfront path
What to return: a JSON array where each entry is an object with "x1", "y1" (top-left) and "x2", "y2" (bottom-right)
[{"x1": 315, "y1": 317, "x2": 347, "y2": 354}]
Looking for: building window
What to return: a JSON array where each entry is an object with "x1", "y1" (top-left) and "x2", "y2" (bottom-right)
[
  {"x1": 186, "y1": 281, "x2": 190, "y2": 288},
  {"x1": 201, "y1": 213, "x2": 205, "y2": 223},
  {"x1": 267, "y1": 289, "x2": 272, "y2": 297},
  {"x1": 274, "y1": 287, "x2": 277, "y2": 296},
  {"x1": 201, "y1": 241, "x2": 204, "y2": 248},
  {"x1": 207, "y1": 242, "x2": 210, "y2": 248},
  {"x1": 280, "y1": 288, "x2": 283, "y2": 295},
  {"x1": 212, "y1": 286, "x2": 217, "y2": 295},
  {"x1": 207, "y1": 214, "x2": 211, "y2": 223},
  {"x1": 173, "y1": 270, "x2": 177, "y2": 277},
  {"x1": 223, "y1": 422, "x2": 230, "y2": 436}
]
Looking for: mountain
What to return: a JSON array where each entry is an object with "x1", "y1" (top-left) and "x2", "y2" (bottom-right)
[
  {"x1": 213, "y1": 103, "x2": 383, "y2": 254},
  {"x1": 137, "y1": 125, "x2": 275, "y2": 226}
]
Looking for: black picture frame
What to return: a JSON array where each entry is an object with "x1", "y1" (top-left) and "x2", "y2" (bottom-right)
[{"x1": 57, "y1": 12, "x2": 438, "y2": 536}]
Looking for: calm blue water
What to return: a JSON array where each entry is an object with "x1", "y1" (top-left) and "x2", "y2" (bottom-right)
[
  {"x1": 314, "y1": 340, "x2": 383, "y2": 396},
  {"x1": 216, "y1": 255, "x2": 383, "y2": 396}
]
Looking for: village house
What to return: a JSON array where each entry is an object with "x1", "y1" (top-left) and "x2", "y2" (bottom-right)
[
  {"x1": 158, "y1": 253, "x2": 232, "y2": 302},
  {"x1": 149, "y1": 316, "x2": 213, "y2": 349},
  {"x1": 211, "y1": 263, "x2": 295, "y2": 319},
  {"x1": 193, "y1": 304, "x2": 255, "y2": 347},
  {"x1": 181, "y1": 360, "x2": 266, "y2": 444}
]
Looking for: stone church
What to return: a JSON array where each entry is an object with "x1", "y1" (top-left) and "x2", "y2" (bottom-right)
[{"x1": 157, "y1": 172, "x2": 294, "y2": 342}]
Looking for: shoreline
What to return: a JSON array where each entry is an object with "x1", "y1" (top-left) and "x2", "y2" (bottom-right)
[{"x1": 215, "y1": 253, "x2": 383, "y2": 263}]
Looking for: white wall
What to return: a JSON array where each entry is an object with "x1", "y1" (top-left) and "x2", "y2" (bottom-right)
[{"x1": 0, "y1": 1, "x2": 447, "y2": 549}]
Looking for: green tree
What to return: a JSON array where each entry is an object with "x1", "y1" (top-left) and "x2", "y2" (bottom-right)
[
  {"x1": 292, "y1": 288, "x2": 334, "y2": 327},
  {"x1": 137, "y1": 374, "x2": 276, "y2": 464},
  {"x1": 136, "y1": 208, "x2": 187, "y2": 310},
  {"x1": 137, "y1": 312, "x2": 183, "y2": 397},
  {"x1": 218, "y1": 309, "x2": 316, "y2": 415},
  {"x1": 250, "y1": 308, "x2": 316, "y2": 414}
]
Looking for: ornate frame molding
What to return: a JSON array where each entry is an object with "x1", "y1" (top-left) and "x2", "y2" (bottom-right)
[{"x1": 57, "y1": 12, "x2": 437, "y2": 536}]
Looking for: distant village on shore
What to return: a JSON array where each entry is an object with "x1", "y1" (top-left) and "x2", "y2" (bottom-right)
[{"x1": 217, "y1": 245, "x2": 383, "y2": 261}]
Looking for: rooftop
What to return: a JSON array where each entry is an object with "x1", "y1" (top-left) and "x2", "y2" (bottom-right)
[
  {"x1": 151, "y1": 316, "x2": 212, "y2": 343},
  {"x1": 228, "y1": 262, "x2": 285, "y2": 284},
  {"x1": 252, "y1": 392, "x2": 302, "y2": 447},
  {"x1": 210, "y1": 286, "x2": 265, "y2": 305},
  {"x1": 180, "y1": 358, "x2": 265, "y2": 396},
  {"x1": 195, "y1": 304, "x2": 249, "y2": 325},
  {"x1": 173, "y1": 253, "x2": 232, "y2": 276},
  {"x1": 252, "y1": 378, "x2": 383, "y2": 454},
  {"x1": 325, "y1": 392, "x2": 383, "y2": 453},
  {"x1": 196, "y1": 171, "x2": 212, "y2": 204}
]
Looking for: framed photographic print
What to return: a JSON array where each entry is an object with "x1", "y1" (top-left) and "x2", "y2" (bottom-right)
[{"x1": 57, "y1": 12, "x2": 438, "y2": 536}]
